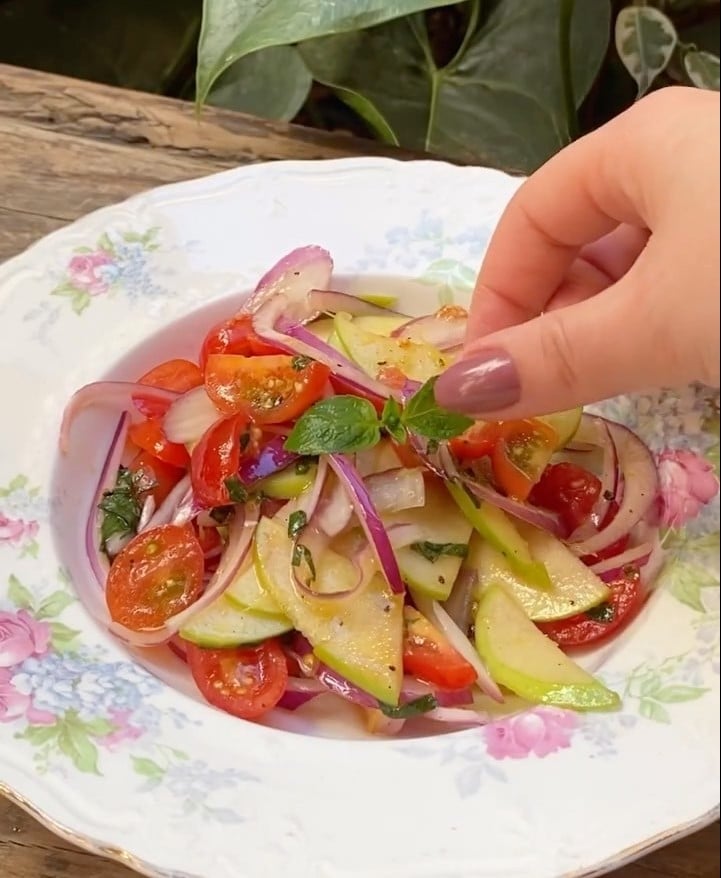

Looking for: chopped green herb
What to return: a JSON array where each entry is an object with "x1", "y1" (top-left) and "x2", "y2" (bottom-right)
[
  {"x1": 291, "y1": 543, "x2": 316, "y2": 581},
  {"x1": 98, "y1": 466, "x2": 147, "y2": 550},
  {"x1": 288, "y1": 510, "x2": 308, "y2": 539},
  {"x1": 291, "y1": 355, "x2": 313, "y2": 371},
  {"x1": 380, "y1": 398, "x2": 406, "y2": 444},
  {"x1": 224, "y1": 476, "x2": 248, "y2": 503},
  {"x1": 401, "y1": 377, "x2": 474, "y2": 441},
  {"x1": 410, "y1": 541, "x2": 469, "y2": 563},
  {"x1": 379, "y1": 694, "x2": 438, "y2": 719},
  {"x1": 284, "y1": 395, "x2": 381, "y2": 455},
  {"x1": 585, "y1": 602, "x2": 615, "y2": 623}
]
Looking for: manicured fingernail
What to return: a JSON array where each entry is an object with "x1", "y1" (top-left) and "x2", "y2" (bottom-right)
[{"x1": 435, "y1": 349, "x2": 521, "y2": 414}]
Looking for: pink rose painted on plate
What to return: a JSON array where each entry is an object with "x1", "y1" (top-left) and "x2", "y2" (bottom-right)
[
  {"x1": 0, "y1": 609, "x2": 51, "y2": 668},
  {"x1": 657, "y1": 448, "x2": 719, "y2": 528},
  {"x1": 483, "y1": 707, "x2": 579, "y2": 759},
  {"x1": 0, "y1": 513, "x2": 38, "y2": 546},
  {"x1": 67, "y1": 251, "x2": 114, "y2": 296},
  {"x1": 0, "y1": 667, "x2": 31, "y2": 722}
]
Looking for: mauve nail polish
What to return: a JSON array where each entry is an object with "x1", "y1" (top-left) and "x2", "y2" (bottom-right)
[{"x1": 435, "y1": 349, "x2": 521, "y2": 414}]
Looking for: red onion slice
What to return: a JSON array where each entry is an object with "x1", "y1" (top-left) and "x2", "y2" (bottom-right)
[
  {"x1": 314, "y1": 474, "x2": 353, "y2": 537},
  {"x1": 571, "y1": 422, "x2": 658, "y2": 556},
  {"x1": 84, "y1": 413, "x2": 130, "y2": 592},
  {"x1": 391, "y1": 308, "x2": 468, "y2": 351},
  {"x1": 61, "y1": 381, "x2": 179, "y2": 453},
  {"x1": 307, "y1": 289, "x2": 406, "y2": 318},
  {"x1": 143, "y1": 475, "x2": 192, "y2": 530},
  {"x1": 327, "y1": 454, "x2": 405, "y2": 594},
  {"x1": 251, "y1": 295, "x2": 392, "y2": 400},
  {"x1": 163, "y1": 386, "x2": 219, "y2": 445},
  {"x1": 242, "y1": 245, "x2": 333, "y2": 319},
  {"x1": 365, "y1": 467, "x2": 426, "y2": 514},
  {"x1": 425, "y1": 707, "x2": 489, "y2": 726},
  {"x1": 413, "y1": 596, "x2": 504, "y2": 703},
  {"x1": 590, "y1": 540, "x2": 655, "y2": 578},
  {"x1": 569, "y1": 416, "x2": 620, "y2": 541},
  {"x1": 109, "y1": 503, "x2": 259, "y2": 646}
]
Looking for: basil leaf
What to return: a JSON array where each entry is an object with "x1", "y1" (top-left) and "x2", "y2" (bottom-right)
[
  {"x1": 379, "y1": 694, "x2": 438, "y2": 719},
  {"x1": 224, "y1": 476, "x2": 248, "y2": 503},
  {"x1": 291, "y1": 355, "x2": 313, "y2": 371},
  {"x1": 410, "y1": 542, "x2": 469, "y2": 563},
  {"x1": 401, "y1": 377, "x2": 474, "y2": 441},
  {"x1": 380, "y1": 397, "x2": 406, "y2": 444},
  {"x1": 284, "y1": 395, "x2": 381, "y2": 455},
  {"x1": 98, "y1": 466, "x2": 145, "y2": 549},
  {"x1": 288, "y1": 510, "x2": 308, "y2": 539}
]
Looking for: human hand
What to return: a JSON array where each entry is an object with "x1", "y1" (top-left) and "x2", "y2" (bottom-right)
[{"x1": 435, "y1": 87, "x2": 720, "y2": 420}]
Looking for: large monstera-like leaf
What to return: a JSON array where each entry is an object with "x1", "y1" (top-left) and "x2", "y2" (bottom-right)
[{"x1": 299, "y1": 0, "x2": 611, "y2": 174}]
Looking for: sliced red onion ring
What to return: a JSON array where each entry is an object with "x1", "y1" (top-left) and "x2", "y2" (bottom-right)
[
  {"x1": 569, "y1": 416, "x2": 620, "y2": 541},
  {"x1": 365, "y1": 467, "x2": 425, "y2": 514},
  {"x1": 314, "y1": 474, "x2": 353, "y2": 537},
  {"x1": 137, "y1": 495, "x2": 156, "y2": 532},
  {"x1": 316, "y1": 664, "x2": 379, "y2": 708},
  {"x1": 413, "y1": 596, "x2": 504, "y2": 703},
  {"x1": 108, "y1": 503, "x2": 259, "y2": 646},
  {"x1": 571, "y1": 422, "x2": 658, "y2": 556},
  {"x1": 327, "y1": 454, "x2": 405, "y2": 594},
  {"x1": 307, "y1": 289, "x2": 405, "y2": 318},
  {"x1": 171, "y1": 485, "x2": 199, "y2": 526},
  {"x1": 163, "y1": 386, "x2": 219, "y2": 445},
  {"x1": 400, "y1": 677, "x2": 474, "y2": 708},
  {"x1": 289, "y1": 455, "x2": 328, "y2": 520},
  {"x1": 85, "y1": 413, "x2": 130, "y2": 591},
  {"x1": 61, "y1": 381, "x2": 179, "y2": 453},
  {"x1": 277, "y1": 690, "x2": 321, "y2": 711},
  {"x1": 289, "y1": 523, "x2": 368, "y2": 604},
  {"x1": 590, "y1": 541, "x2": 655, "y2": 578},
  {"x1": 237, "y1": 437, "x2": 298, "y2": 484},
  {"x1": 242, "y1": 245, "x2": 333, "y2": 319},
  {"x1": 442, "y1": 567, "x2": 477, "y2": 634},
  {"x1": 251, "y1": 295, "x2": 392, "y2": 400},
  {"x1": 391, "y1": 307, "x2": 467, "y2": 351},
  {"x1": 142, "y1": 475, "x2": 192, "y2": 530},
  {"x1": 430, "y1": 444, "x2": 564, "y2": 536},
  {"x1": 424, "y1": 707, "x2": 489, "y2": 726},
  {"x1": 387, "y1": 523, "x2": 427, "y2": 549}
]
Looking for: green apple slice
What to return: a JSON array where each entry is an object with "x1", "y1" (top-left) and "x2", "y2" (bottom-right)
[
  {"x1": 254, "y1": 516, "x2": 403, "y2": 704},
  {"x1": 225, "y1": 557, "x2": 286, "y2": 617},
  {"x1": 446, "y1": 483, "x2": 551, "y2": 589},
  {"x1": 537, "y1": 408, "x2": 583, "y2": 448},
  {"x1": 474, "y1": 584, "x2": 620, "y2": 711},
  {"x1": 255, "y1": 463, "x2": 317, "y2": 500},
  {"x1": 385, "y1": 480, "x2": 472, "y2": 600},
  {"x1": 179, "y1": 596, "x2": 291, "y2": 648},
  {"x1": 470, "y1": 531, "x2": 609, "y2": 622},
  {"x1": 333, "y1": 312, "x2": 447, "y2": 382}
]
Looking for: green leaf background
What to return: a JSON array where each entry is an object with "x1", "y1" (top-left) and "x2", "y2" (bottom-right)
[{"x1": 1, "y1": 0, "x2": 719, "y2": 180}]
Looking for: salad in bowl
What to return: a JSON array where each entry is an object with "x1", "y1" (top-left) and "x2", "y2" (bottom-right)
[{"x1": 59, "y1": 245, "x2": 665, "y2": 735}]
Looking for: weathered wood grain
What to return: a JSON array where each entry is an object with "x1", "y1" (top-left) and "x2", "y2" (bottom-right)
[{"x1": 0, "y1": 63, "x2": 718, "y2": 878}]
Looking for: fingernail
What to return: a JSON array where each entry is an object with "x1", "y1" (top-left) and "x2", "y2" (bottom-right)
[{"x1": 435, "y1": 348, "x2": 521, "y2": 414}]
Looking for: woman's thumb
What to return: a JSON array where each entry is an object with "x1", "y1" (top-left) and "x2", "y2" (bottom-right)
[{"x1": 435, "y1": 267, "x2": 658, "y2": 420}]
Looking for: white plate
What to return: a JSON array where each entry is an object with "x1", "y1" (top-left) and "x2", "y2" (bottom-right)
[{"x1": 0, "y1": 158, "x2": 718, "y2": 878}]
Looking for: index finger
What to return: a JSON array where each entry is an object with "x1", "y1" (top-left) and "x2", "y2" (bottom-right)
[{"x1": 468, "y1": 113, "x2": 649, "y2": 340}]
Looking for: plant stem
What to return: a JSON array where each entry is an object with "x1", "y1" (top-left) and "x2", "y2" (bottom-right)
[{"x1": 559, "y1": 0, "x2": 578, "y2": 141}]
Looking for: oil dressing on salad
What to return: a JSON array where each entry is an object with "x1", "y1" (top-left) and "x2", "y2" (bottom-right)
[{"x1": 60, "y1": 246, "x2": 666, "y2": 733}]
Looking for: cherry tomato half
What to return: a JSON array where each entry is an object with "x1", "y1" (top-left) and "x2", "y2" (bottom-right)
[
  {"x1": 133, "y1": 358, "x2": 203, "y2": 418},
  {"x1": 199, "y1": 314, "x2": 284, "y2": 370},
  {"x1": 190, "y1": 412, "x2": 251, "y2": 508},
  {"x1": 402, "y1": 606, "x2": 477, "y2": 691},
  {"x1": 204, "y1": 354, "x2": 330, "y2": 424},
  {"x1": 450, "y1": 419, "x2": 557, "y2": 501},
  {"x1": 185, "y1": 639, "x2": 288, "y2": 719},
  {"x1": 536, "y1": 566, "x2": 645, "y2": 649},
  {"x1": 129, "y1": 450, "x2": 185, "y2": 506},
  {"x1": 128, "y1": 418, "x2": 190, "y2": 468},
  {"x1": 529, "y1": 462, "x2": 602, "y2": 534},
  {"x1": 106, "y1": 524, "x2": 204, "y2": 631}
]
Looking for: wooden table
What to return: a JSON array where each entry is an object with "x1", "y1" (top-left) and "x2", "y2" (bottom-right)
[{"x1": 0, "y1": 63, "x2": 718, "y2": 878}]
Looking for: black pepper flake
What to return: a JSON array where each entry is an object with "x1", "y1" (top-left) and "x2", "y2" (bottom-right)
[
  {"x1": 438, "y1": 575, "x2": 446, "y2": 585},
  {"x1": 388, "y1": 665, "x2": 396, "y2": 672},
  {"x1": 383, "y1": 604, "x2": 391, "y2": 613},
  {"x1": 603, "y1": 489, "x2": 614, "y2": 501}
]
